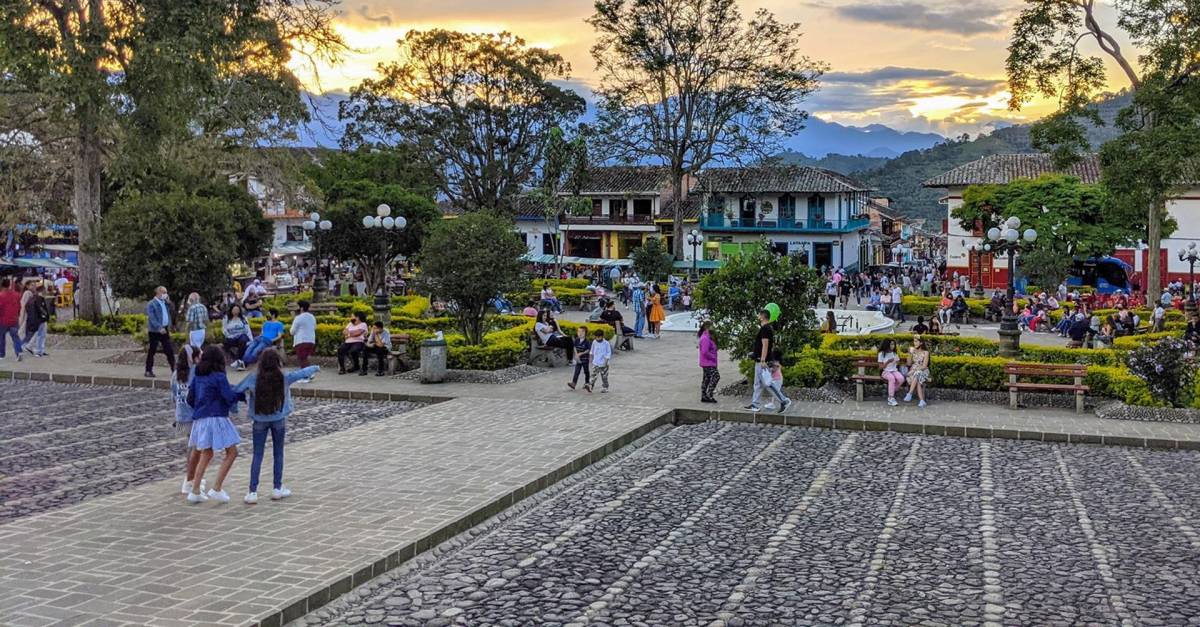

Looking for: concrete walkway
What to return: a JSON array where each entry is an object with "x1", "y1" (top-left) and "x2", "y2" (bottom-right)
[{"x1": 0, "y1": 397, "x2": 670, "y2": 626}]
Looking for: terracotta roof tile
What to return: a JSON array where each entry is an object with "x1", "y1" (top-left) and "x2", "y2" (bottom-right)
[
  {"x1": 697, "y1": 166, "x2": 873, "y2": 193},
  {"x1": 580, "y1": 166, "x2": 673, "y2": 194},
  {"x1": 922, "y1": 153, "x2": 1102, "y2": 187}
]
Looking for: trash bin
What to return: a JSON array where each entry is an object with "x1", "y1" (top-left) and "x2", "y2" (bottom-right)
[{"x1": 420, "y1": 339, "x2": 447, "y2": 384}]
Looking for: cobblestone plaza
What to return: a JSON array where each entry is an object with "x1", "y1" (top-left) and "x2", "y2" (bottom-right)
[{"x1": 2, "y1": 376, "x2": 1200, "y2": 626}]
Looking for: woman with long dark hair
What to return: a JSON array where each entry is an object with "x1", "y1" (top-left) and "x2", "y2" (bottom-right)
[
  {"x1": 534, "y1": 310, "x2": 575, "y2": 362},
  {"x1": 233, "y1": 349, "x2": 319, "y2": 504},
  {"x1": 697, "y1": 321, "x2": 719, "y2": 403},
  {"x1": 185, "y1": 346, "x2": 246, "y2": 504},
  {"x1": 222, "y1": 305, "x2": 252, "y2": 368},
  {"x1": 647, "y1": 284, "x2": 666, "y2": 337},
  {"x1": 877, "y1": 338, "x2": 904, "y2": 407}
]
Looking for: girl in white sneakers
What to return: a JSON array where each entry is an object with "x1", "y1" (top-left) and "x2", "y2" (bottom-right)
[{"x1": 234, "y1": 349, "x2": 319, "y2": 504}]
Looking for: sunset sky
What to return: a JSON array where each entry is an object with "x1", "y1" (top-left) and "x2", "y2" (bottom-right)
[{"x1": 292, "y1": 0, "x2": 1138, "y2": 137}]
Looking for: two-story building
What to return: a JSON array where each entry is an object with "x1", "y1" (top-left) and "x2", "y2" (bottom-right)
[
  {"x1": 924, "y1": 153, "x2": 1200, "y2": 290},
  {"x1": 695, "y1": 166, "x2": 873, "y2": 270}
]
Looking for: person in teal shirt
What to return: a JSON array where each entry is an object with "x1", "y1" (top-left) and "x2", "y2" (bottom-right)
[{"x1": 241, "y1": 309, "x2": 285, "y2": 368}]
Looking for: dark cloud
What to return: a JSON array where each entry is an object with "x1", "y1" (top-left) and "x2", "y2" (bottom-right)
[
  {"x1": 357, "y1": 4, "x2": 392, "y2": 25},
  {"x1": 806, "y1": 66, "x2": 1004, "y2": 114},
  {"x1": 831, "y1": 2, "x2": 1006, "y2": 35}
]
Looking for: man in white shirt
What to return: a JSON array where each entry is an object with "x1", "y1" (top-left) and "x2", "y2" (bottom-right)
[
  {"x1": 290, "y1": 299, "x2": 318, "y2": 371},
  {"x1": 889, "y1": 285, "x2": 906, "y2": 322},
  {"x1": 1153, "y1": 304, "x2": 1165, "y2": 332},
  {"x1": 585, "y1": 329, "x2": 612, "y2": 393}
]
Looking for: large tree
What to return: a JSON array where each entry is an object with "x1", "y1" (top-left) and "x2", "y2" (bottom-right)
[
  {"x1": 341, "y1": 30, "x2": 587, "y2": 213},
  {"x1": 588, "y1": 0, "x2": 823, "y2": 258},
  {"x1": 91, "y1": 179, "x2": 271, "y2": 305},
  {"x1": 955, "y1": 174, "x2": 1155, "y2": 290},
  {"x1": 1007, "y1": 0, "x2": 1200, "y2": 301},
  {"x1": 0, "y1": 0, "x2": 343, "y2": 319},
  {"x1": 417, "y1": 212, "x2": 528, "y2": 345},
  {"x1": 528, "y1": 127, "x2": 591, "y2": 274}
]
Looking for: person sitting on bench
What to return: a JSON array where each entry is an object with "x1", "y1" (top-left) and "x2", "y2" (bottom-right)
[
  {"x1": 534, "y1": 310, "x2": 574, "y2": 361},
  {"x1": 361, "y1": 321, "x2": 390, "y2": 376},
  {"x1": 599, "y1": 301, "x2": 636, "y2": 350}
]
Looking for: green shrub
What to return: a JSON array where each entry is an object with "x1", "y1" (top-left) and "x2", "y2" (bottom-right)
[
  {"x1": 1018, "y1": 346, "x2": 1122, "y2": 366},
  {"x1": 449, "y1": 341, "x2": 526, "y2": 370},
  {"x1": 65, "y1": 319, "x2": 107, "y2": 336},
  {"x1": 900, "y1": 296, "x2": 988, "y2": 318},
  {"x1": 532, "y1": 278, "x2": 590, "y2": 289},
  {"x1": 1086, "y1": 366, "x2": 1160, "y2": 407},
  {"x1": 393, "y1": 296, "x2": 430, "y2": 318},
  {"x1": 1112, "y1": 331, "x2": 1184, "y2": 351},
  {"x1": 928, "y1": 356, "x2": 1010, "y2": 391},
  {"x1": 810, "y1": 349, "x2": 873, "y2": 383},
  {"x1": 823, "y1": 333, "x2": 999, "y2": 357},
  {"x1": 783, "y1": 357, "x2": 824, "y2": 387}
]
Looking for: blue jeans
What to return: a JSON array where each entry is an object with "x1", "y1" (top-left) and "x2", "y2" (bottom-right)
[
  {"x1": 249, "y1": 419, "x2": 286, "y2": 493},
  {"x1": 242, "y1": 336, "x2": 272, "y2": 365},
  {"x1": 0, "y1": 325, "x2": 22, "y2": 358},
  {"x1": 634, "y1": 310, "x2": 646, "y2": 337},
  {"x1": 22, "y1": 323, "x2": 46, "y2": 355}
]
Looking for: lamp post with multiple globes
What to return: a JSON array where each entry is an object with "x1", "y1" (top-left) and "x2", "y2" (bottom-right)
[
  {"x1": 1179, "y1": 242, "x2": 1199, "y2": 317},
  {"x1": 686, "y1": 229, "x2": 703, "y2": 279},
  {"x1": 301, "y1": 213, "x2": 333, "y2": 302},
  {"x1": 982, "y1": 216, "x2": 1038, "y2": 357},
  {"x1": 361, "y1": 203, "x2": 406, "y2": 324}
]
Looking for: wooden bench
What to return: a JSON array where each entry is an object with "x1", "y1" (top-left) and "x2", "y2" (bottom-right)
[
  {"x1": 577, "y1": 293, "x2": 600, "y2": 311},
  {"x1": 1006, "y1": 363, "x2": 1088, "y2": 413},
  {"x1": 850, "y1": 357, "x2": 883, "y2": 402},
  {"x1": 528, "y1": 333, "x2": 570, "y2": 368},
  {"x1": 387, "y1": 333, "x2": 411, "y2": 374}
]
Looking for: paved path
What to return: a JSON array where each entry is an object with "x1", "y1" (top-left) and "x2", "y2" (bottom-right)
[
  {"x1": 321, "y1": 423, "x2": 1200, "y2": 626},
  {"x1": 0, "y1": 394, "x2": 668, "y2": 626}
]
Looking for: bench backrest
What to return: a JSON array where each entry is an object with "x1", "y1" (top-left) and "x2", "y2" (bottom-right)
[{"x1": 1004, "y1": 363, "x2": 1087, "y2": 378}]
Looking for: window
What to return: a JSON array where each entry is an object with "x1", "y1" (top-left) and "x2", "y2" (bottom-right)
[
  {"x1": 779, "y1": 195, "x2": 796, "y2": 221},
  {"x1": 592, "y1": 198, "x2": 603, "y2": 216},
  {"x1": 633, "y1": 198, "x2": 652, "y2": 216},
  {"x1": 610, "y1": 199, "x2": 627, "y2": 219},
  {"x1": 285, "y1": 226, "x2": 305, "y2": 242},
  {"x1": 740, "y1": 196, "x2": 757, "y2": 223},
  {"x1": 808, "y1": 194, "x2": 825, "y2": 223}
]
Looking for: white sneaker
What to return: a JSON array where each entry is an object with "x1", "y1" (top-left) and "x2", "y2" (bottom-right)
[
  {"x1": 207, "y1": 488, "x2": 230, "y2": 504},
  {"x1": 887, "y1": 398, "x2": 898, "y2": 406},
  {"x1": 296, "y1": 378, "x2": 312, "y2": 384},
  {"x1": 182, "y1": 480, "x2": 192, "y2": 494},
  {"x1": 186, "y1": 492, "x2": 206, "y2": 504},
  {"x1": 235, "y1": 360, "x2": 246, "y2": 371},
  {"x1": 271, "y1": 487, "x2": 292, "y2": 500},
  {"x1": 918, "y1": 400, "x2": 927, "y2": 408},
  {"x1": 244, "y1": 492, "x2": 258, "y2": 504},
  {"x1": 15, "y1": 353, "x2": 21, "y2": 362},
  {"x1": 763, "y1": 402, "x2": 776, "y2": 410},
  {"x1": 903, "y1": 393, "x2": 912, "y2": 402}
]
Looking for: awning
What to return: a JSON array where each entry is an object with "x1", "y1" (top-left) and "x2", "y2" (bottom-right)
[
  {"x1": 521, "y1": 253, "x2": 632, "y2": 267},
  {"x1": 2, "y1": 256, "x2": 77, "y2": 269},
  {"x1": 673, "y1": 259, "x2": 725, "y2": 270},
  {"x1": 272, "y1": 241, "x2": 312, "y2": 256},
  {"x1": 38, "y1": 244, "x2": 79, "y2": 253}
]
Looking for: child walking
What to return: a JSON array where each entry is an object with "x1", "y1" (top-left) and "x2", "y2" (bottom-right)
[
  {"x1": 584, "y1": 329, "x2": 611, "y2": 393},
  {"x1": 567, "y1": 326, "x2": 591, "y2": 390},
  {"x1": 234, "y1": 349, "x2": 319, "y2": 504},
  {"x1": 762, "y1": 351, "x2": 789, "y2": 411},
  {"x1": 172, "y1": 346, "x2": 203, "y2": 496},
  {"x1": 186, "y1": 346, "x2": 246, "y2": 504}
]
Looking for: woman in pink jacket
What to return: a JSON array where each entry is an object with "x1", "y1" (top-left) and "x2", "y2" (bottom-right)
[{"x1": 698, "y1": 321, "x2": 720, "y2": 403}]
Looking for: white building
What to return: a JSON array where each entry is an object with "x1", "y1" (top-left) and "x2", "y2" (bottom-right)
[
  {"x1": 924, "y1": 153, "x2": 1200, "y2": 291},
  {"x1": 695, "y1": 166, "x2": 872, "y2": 270}
]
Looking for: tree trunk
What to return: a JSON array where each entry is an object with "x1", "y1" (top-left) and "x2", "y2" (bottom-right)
[
  {"x1": 671, "y1": 171, "x2": 684, "y2": 260},
  {"x1": 1146, "y1": 199, "x2": 1163, "y2": 302},
  {"x1": 73, "y1": 122, "x2": 103, "y2": 321}
]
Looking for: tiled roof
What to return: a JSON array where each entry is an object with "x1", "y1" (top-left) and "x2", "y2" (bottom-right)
[
  {"x1": 660, "y1": 197, "x2": 702, "y2": 220},
  {"x1": 580, "y1": 166, "x2": 673, "y2": 194},
  {"x1": 922, "y1": 153, "x2": 1102, "y2": 187},
  {"x1": 697, "y1": 166, "x2": 873, "y2": 193},
  {"x1": 438, "y1": 197, "x2": 545, "y2": 219},
  {"x1": 865, "y1": 199, "x2": 898, "y2": 220}
]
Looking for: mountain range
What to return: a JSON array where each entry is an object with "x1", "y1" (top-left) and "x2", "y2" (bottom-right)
[{"x1": 294, "y1": 91, "x2": 946, "y2": 159}]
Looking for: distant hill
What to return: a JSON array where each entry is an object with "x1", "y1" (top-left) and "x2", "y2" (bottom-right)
[
  {"x1": 778, "y1": 118, "x2": 944, "y2": 158},
  {"x1": 774, "y1": 151, "x2": 890, "y2": 173}
]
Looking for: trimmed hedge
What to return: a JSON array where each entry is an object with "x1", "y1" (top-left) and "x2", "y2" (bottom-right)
[
  {"x1": 900, "y1": 296, "x2": 989, "y2": 318},
  {"x1": 822, "y1": 333, "x2": 999, "y2": 356},
  {"x1": 1112, "y1": 330, "x2": 1184, "y2": 351}
]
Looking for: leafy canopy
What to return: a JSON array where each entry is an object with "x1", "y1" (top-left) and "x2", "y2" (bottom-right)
[
  {"x1": 91, "y1": 180, "x2": 270, "y2": 303},
  {"x1": 588, "y1": 0, "x2": 823, "y2": 257},
  {"x1": 417, "y1": 212, "x2": 529, "y2": 345},
  {"x1": 696, "y1": 242, "x2": 822, "y2": 359},
  {"x1": 630, "y1": 237, "x2": 675, "y2": 283},
  {"x1": 341, "y1": 30, "x2": 586, "y2": 213}
]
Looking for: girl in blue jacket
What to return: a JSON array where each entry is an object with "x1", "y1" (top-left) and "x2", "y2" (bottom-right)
[
  {"x1": 234, "y1": 349, "x2": 319, "y2": 504},
  {"x1": 172, "y1": 345, "x2": 204, "y2": 496},
  {"x1": 185, "y1": 346, "x2": 246, "y2": 504}
]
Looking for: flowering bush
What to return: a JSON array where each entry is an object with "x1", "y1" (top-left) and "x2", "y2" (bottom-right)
[{"x1": 1126, "y1": 337, "x2": 1197, "y2": 407}]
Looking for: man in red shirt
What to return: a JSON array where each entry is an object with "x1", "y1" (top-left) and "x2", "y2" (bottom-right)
[{"x1": 0, "y1": 278, "x2": 24, "y2": 360}]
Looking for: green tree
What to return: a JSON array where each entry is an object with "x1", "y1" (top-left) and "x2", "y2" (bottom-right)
[
  {"x1": 630, "y1": 237, "x2": 674, "y2": 283},
  {"x1": 311, "y1": 189, "x2": 440, "y2": 297},
  {"x1": 695, "y1": 242, "x2": 822, "y2": 359},
  {"x1": 589, "y1": 0, "x2": 823, "y2": 259},
  {"x1": 91, "y1": 181, "x2": 270, "y2": 306},
  {"x1": 417, "y1": 212, "x2": 528, "y2": 345},
  {"x1": 1006, "y1": 0, "x2": 1200, "y2": 301},
  {"x1": 0, "y1": 0, "x2": 343, "y2": 319},
  {"x1": 954, "y1": 174, "x2": 1156, "y2": 290},
  {"x1": 529, "y1": 127, "x2": 591, "y2": 274},
  {"x1": 341, "y1": 30, "x2": 586, "y2": 213}
]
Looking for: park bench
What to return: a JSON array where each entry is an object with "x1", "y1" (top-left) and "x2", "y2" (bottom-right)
[
  {"x1": 387, "y1": 332, "x2": 411, "y2": 374},
  {"x1": 1006, "y1": 362, "x2": 1088, "y2": 414},
  {"x1": 528, "y1": 332, "x2": 570, "y2": 368},
  {"x1": 850, "y1": 357, "x2": 883, "y2": 402},
  {"x1": 577, "y1": 292, "x2": 600, "y2": 312}
]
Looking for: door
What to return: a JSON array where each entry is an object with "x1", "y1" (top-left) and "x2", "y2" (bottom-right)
[
  {"x1": 740, "y1": 197, "x2": 756, "y2": 225},
  {"x1": 814, "y1": 242, "x2": 833, "y2": 269},
  {"x1": 968, "y1": 251, "x2": 996, "y2": 288}
]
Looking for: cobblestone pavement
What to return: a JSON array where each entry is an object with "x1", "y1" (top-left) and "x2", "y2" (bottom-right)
[
  {"x1": 0, "y1": 380, "x2": 423, "y2": 522},
  {"x1": 0, "y1": 392, "x2": 667, "y2": 626},
  {"x1": 320, "y1": 423, "x2": 1200, "y2": 627}
]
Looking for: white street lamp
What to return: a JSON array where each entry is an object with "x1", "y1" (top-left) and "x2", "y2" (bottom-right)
[{"x1": 376, "y1": 203, "x2": 391, "y2": 218}]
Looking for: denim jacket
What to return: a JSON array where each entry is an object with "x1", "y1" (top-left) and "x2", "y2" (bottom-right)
[{"x1": 233, "y1": 366, "x2": 320, "y2": 422}]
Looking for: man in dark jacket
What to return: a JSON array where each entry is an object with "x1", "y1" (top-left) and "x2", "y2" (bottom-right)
[
  {"x1": 22, "y1": 285, "x2": 51, "y2": 357},
  {"x1": 0, "y1": 278, "x2": 23, "y2": 361},
  {"x1": 144, "y1": 286, "x2": 176, "y2": 377}
]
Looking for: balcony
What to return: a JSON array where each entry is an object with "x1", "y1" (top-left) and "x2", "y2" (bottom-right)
[
  {"x1": 562, "y1": 213, "x2": 655, "y2": 225},
  {"x1": 702, "y1": 214, "x2": 869, "y2": 233}
]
